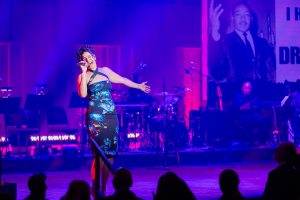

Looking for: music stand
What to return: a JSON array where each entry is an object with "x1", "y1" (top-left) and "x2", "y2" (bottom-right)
[
  {"x1": 0, "y1": 97, "x2": 21, "y2": 185},
  {"x1": 0, "y1": 97, "x2": 21, "y2": 114},
  {"x1": 69, "y1": 92, "x2": 88, "y2": 154},
  {"x1": 0, "y1": 97, "x2": 22, "y2": 152},
  {"x1": 24, "y1": 94, "x2": 54, "y2": 156},
  {"x1": 25, "y1": 94, "x2": 54, "y2": 111}
]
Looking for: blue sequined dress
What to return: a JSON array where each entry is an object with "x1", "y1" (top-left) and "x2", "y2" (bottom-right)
[{"x1": 86, "y1": 68, "x2": 118, "y2": 157}]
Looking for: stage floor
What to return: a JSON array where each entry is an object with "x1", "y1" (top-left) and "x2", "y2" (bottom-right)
[{"x1": 2, "y1": 162, "x2": 276, "y2": 200}]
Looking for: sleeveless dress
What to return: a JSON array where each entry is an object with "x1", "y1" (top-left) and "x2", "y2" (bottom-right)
[{"x1": 86, "y1": 68, "x2": 119, "y2": 157}]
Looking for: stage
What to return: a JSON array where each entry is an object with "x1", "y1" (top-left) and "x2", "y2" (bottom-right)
[
  {"x1": 0, "y1": 146, "x2": 278, "y2": 199},
  {"x1": 2, "y1": 159, "x2": 276, "y2": 199}
]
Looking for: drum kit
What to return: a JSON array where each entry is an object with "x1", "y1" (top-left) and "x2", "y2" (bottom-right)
[{"x1": 113, "y1": 87, "x2": 190, "y2": 151}]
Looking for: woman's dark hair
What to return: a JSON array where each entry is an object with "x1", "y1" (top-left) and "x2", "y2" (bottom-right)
[{"x1": 76, "y1": 45, "x2": 96, "y2": 62}]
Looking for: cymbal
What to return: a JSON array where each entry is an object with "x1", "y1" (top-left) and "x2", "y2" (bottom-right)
[
  {"x1": 173, "y1": 88, "x2": 192, "y2": 96},
  {"x1": 154, "y1": 88, "x2": 192, "y2": 97}
]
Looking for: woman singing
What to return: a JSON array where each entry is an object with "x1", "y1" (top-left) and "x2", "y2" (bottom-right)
[{"x1": 77, "y1": 45, "x2": 150, "y2": 195}]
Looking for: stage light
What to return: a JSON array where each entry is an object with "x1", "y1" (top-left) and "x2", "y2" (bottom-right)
[
  {"x1": 127, "y1": 132, "x2": 141, "y2": 139},
  {"x1": 29, "y1": 134, "x2": 77, "y2": 142},
  {"x1": 0, "y1": 136, "x2": 7, "y2": 142},
  {"x1": 0, "y1": 87, "x2": 13, "y2": 98}
]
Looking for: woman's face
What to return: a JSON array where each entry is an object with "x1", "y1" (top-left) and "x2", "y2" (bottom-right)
[{"x1": 82, "y1": 51, "x2": 96, "y2": 69}]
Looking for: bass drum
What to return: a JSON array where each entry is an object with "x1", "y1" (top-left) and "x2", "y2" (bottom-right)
[{"x1": 165, "y1": 120, "x2": 188, "y2": 148}]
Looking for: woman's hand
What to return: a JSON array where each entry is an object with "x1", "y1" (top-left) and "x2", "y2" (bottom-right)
[
  {"x1": 138, "y1": 82, "x2": 151, "y2": 93},
  {"x1": 78, "y1": 61, "x2": 87, "y2": 73}
]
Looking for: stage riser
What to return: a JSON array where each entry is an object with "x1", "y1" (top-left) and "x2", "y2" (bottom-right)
[{"x1": 1, "y1": 148, "x2": 275, "y2": 173}]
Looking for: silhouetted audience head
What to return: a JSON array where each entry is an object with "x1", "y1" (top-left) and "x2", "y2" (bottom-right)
[
  {"x1": 25, "y1": 173, "x2": 47, "y2": 200},
  {"x1": 274, "y1": 142, "x2": 297, "y2": 164},
  {"x1": 154, "y1": 172, "x2": 196, "y2": 200},
  {"x1": 99, "y1": 168, "x2": 141, "y2": 200},
  {"x1": 219, "y1": 169, "x2": 239, "y2": 194},
  {"x1": 294, "y1": 153, "x2": 300, "y2": 170},
  {"x1": 219, "y1": 169, "x2": 245, "y2": 200},
  {"x1": 113, "y1": 168, "x2": 133, "y2": 191},
  {"x1": 263, "y1": 142, "x2": 300, "y2": 200},
  {"x1": 0, "y1": 191, "x2": 13, "y2": 200},
  {"x1": 61, "y1": 180, "x2": 91, "y2": 200}
]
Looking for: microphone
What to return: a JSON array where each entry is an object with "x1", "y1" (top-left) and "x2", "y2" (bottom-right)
[{"x1": 77, "y1": 61, "x2": 87, "y2": 66}]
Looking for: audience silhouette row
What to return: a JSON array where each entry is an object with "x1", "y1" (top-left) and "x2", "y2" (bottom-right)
[{"x1": 1, "y1": 142, "x2": 300, "y2": 200}]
